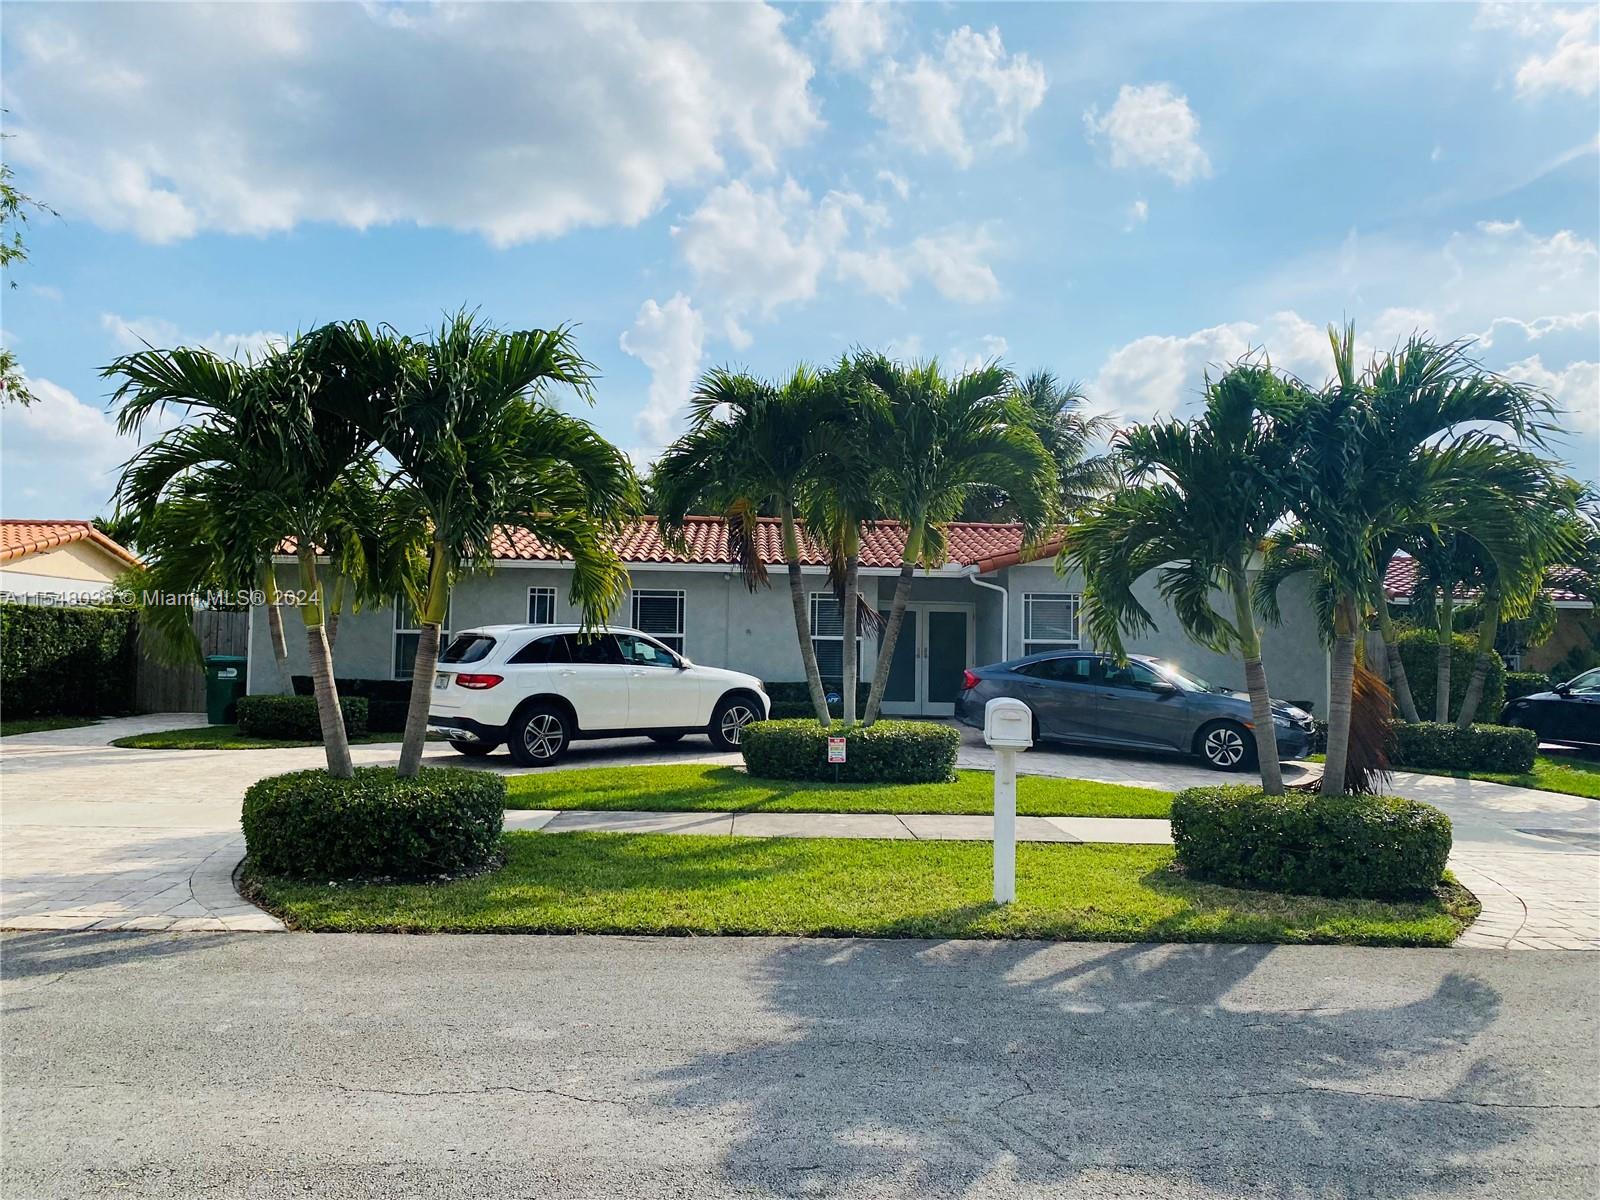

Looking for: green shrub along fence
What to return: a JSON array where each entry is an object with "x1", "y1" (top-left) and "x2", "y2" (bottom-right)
[
  {"x1": 1504, "y1": 671, "x2": 1553, "y2": 701},
  {"x1": 1171, "y1": 784, "x2": 1452, "y2": 899},
  {"x1": 763, "y1": 681, "x2": 874, "y2": 721},
  {"x1": 0, "y1": 602, "x2": 138, "y2": 718},
  {"x1": 237, "y1": 695, "x2": 369, "y2": 741},
  {"x1": 242, "y1": 765, "x2": 505, "y2": 881},
  {"x1": 1390, "y1": 721, "x2": 1537, "y2": 774},
  {"x1": 292, "y1": 676, "x2": 409, "y2": 732},
  {"x1": 742, "y1": 719, "x2": 960, "y2": 783},
  {"x1": 1395, "y1": 629, "x2": 1504, "y2": 723}
]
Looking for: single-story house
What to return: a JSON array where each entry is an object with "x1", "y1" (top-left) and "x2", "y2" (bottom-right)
[
  {"x1": 248, "y1": 517, "x2": 1333, "y2": 714},
  {"x1": 0, "y1": 519, "x2": 140, "y2": 603}
]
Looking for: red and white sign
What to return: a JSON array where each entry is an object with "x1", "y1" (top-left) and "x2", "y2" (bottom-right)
[{"x1": 827, "y1": 737, "x2": 847, "y2": 764}]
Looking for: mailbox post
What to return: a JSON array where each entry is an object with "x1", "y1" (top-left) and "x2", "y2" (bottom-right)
[{"x1": 982, "y1": 697, "x2": 1033, "y2": 904}]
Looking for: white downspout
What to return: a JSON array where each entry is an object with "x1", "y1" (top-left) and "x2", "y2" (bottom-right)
[{"x1": 966, "y1": 568, "x2": 1008, "y2": 662}]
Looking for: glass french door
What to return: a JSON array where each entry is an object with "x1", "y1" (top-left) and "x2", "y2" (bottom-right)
[{"x1": 878, "y1": 604, "x2": 975, "y2": 716}]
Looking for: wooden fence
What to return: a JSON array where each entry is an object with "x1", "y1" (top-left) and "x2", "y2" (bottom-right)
[{"x1": 135, "y1": 609, "x2": 250, "y2": 713}]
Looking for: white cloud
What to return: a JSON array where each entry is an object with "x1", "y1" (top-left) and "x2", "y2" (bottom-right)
[
  {"x1": 1124, "y1": 199, "x2": 1149, "y2": 231},
  {"x1": 817, "y1": 1, "x2": 896, "y2": 70},
  {"x1": 0, "y1": 376, "x2": 149, "y2": 514},
  {"x1": 1503, "y1": 355, "x2": 1600, "y2": 438},
  {"x1": 836, "y1": 247, "x2": 914, "y2": 301},
  {"x1": 869, "y1": 26, "x2": 1046, "y2": 168},
  {"x1": 99, "y1": 313, "x2": 286, "y2": 361},
  {"x1": 907, "y1": 228, "x2": 1002, "y2": 303},
  {"x1": 1084, "y1": 83, "x2": 1212, "y2": 186},
  {"x1": 1477, "y1": 3, "x2": 1599, "y2": 97},
  {"x1": 4, "y1": 3, "x2": 819, "y2": 245},
  {"x1": 948, "y1": 334, "x2": 1010, "y2": 374},
  {"x1": 619, "y1": 294, "x2": 706, "y2": 448},
  {"x1": 876, "y1": 168, "x2": 911, "y2": 201}
]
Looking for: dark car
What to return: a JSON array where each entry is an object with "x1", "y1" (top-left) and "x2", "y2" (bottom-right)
[
  {"x1": 1499, "y1": 668, "x2": 1600, "y2": 748},
  {"x1": 954, "y1": 650, "x2": 1316, "y2": 771}
]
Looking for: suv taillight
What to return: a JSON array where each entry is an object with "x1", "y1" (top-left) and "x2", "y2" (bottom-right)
[
  {"x1": 453, "y1": 673, "x2": 503, "y2": 690},
  {"x1": 961, "y1": 669, "x2": 979, "y2": 692}
]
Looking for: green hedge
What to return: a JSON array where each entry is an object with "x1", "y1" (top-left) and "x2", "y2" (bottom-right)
[
  {"x1": 1171, "y1": 784, "x2": 1452, "y2": 899},
  {"x1": 741, "y1": 719, "x2": 960, "y2": 783},
  {"x1": 1390, "y1": 721, "x2": 1537, "y2": 774},
  {"x1": 243, "y1": 766, "x2": 505, "y2": 881},
  {"x1": 237, "y1": 694, "x2": 369, "y2": 741},
  {"x1": 0, "y1": 603, "x2": 138, "y2": 718},
  {"x1": 764, "y1": 682, "x2": 873, "y2": 721},
  {"x1": 293, "y1": 676, "x2": 410, "y2": 732},
  {"x1": 1395, "y1": 628, "x2": 1504, "y2": 723},
  {"x1": 1505, "y1": 671, "x2": 1553, "y2": 701}
]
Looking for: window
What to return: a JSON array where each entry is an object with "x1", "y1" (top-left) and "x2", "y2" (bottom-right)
[
  {"x1": 527, "y1": 586, "x2": 557, "y2": 625},
  {"x1": 393, "y1": 596, "x2": 451, "y2": 680},
  {"x1": 1099, "y1": 660, "x2": 1165, "y2": 692},
  {"x1": 809, "y1": 593, "x2": 863, "y2": 691},
  {"x1": 1023, "y1": 593, "x2": 1081, "y2": 655},
  {"x1": 618, "y1": 633, "x2": 678, "y2": 668},
  {"x1": 1016, "y1": 655, "x2": 1093, "y2": 684},
  {"x1": 440, "y1": 634, "x2": 495, "y2": 664},
  {"x1": 508, "y1": 634, "x2": 569, "y2": 665},
  {"x1": 565, "y1": 633, "x2": 622, "y2": 664},
  {"x1": 631, "y1": 589, "x2": 685, "y2": 654}
]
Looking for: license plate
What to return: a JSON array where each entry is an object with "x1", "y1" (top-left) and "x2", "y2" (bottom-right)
[{"x1": 435, "y1": 673, "x2": 450, "y2": 690}]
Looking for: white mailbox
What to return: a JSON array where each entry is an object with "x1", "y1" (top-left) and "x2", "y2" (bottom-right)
[{"x1": 983, "y1": 696, "x2": 1033, "y2": 750}]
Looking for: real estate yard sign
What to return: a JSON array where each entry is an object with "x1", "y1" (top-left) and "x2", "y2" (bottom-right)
[{"x1": 827, "y1": 736, "x2": 846, "y2": 764}]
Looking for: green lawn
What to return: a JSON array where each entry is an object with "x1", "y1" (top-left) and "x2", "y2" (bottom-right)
[
  {"x1": 504, "y1": 764, "x2": 1173, "y2": 818},
  {"x1": 1, "y1": 715, "x2": 101, "y2": 737},
  {"x1": 247, "y1": 832, "x2": 1477, "y2": 946},
  {"x1": 112, "y1": 724, "x2": 401, "y2": 750},
  {"x1": 1408, "y1": 754, "x2": 1600, "y2": 801}
]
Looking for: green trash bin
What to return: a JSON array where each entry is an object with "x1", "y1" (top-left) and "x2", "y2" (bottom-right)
[{"x1": 204, "y1": 655, "x2": 249, "y2": 725}]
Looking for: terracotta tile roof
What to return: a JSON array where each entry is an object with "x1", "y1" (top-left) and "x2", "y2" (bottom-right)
[
  {"x1": 1383, "y1": 553, "x2": 1591, "y2": 605},
  {"x1": 0, "y1": 519, "x2": 140, "y2": 568},
  {"x1": 492, "y1": 516, "x2": 1043, "y2": 571}
]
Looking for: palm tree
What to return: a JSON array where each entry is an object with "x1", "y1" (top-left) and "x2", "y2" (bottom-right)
[
  {"x1": 1065, "y1": 363, "x2": 1300, "y2": 794},
  {"x1": 309, "y1": 314, "x2": 638, "y2": 778},
  {"x1": 853, "y1": 356, "x2": 1057, "y2": 726},
  {"x1": 1404, "y1": 531, "x2": 1477, "y2": 722},
  {"x1": 654, "y1": 365, "x2": 840, "y2": 725}
]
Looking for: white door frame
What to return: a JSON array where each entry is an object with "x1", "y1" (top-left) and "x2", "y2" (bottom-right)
[{"x1": 880, "y1": 602, "x2": 976, "y2": 717}]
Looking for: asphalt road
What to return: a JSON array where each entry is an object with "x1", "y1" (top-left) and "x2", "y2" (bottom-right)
[{"x1": 3, "y1": 932, "x2": 1598, "y2": 1199}]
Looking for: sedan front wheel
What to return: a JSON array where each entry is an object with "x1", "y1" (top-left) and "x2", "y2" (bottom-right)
[{"x1": 1199, "y1": 721, "x2": 1256, "y2": 772}]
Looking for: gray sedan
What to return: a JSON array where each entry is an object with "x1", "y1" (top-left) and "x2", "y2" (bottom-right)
[{"x1": 955, "y1": 651, "x2": 1316, "y2": 770}]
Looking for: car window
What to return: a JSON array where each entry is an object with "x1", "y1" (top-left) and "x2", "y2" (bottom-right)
[
  {"x1": 564, "y1": 633, "x2": 622, "y2": 665},
  {"x1": 507, "y1": 634, "x2": 569, "y2": 665},
  {"x1": 1568, "y1": 668, "x2": 1600, "y2": 695},
  {"x1": 1098, "y1": 660, "x2": 1165, "y2": 691},
  {"x1": 618, "y1": 634, "x2": 678, "y2": 668},
  {"x1": 1015, "y1": 656, "x2": 1093, "y2": 684},
  {"x1": 439, "y1": 634, "x2": 495, "y2": 664}
]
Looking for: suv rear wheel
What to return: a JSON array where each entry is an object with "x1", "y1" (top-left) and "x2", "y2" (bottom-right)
[
  {"x1": 508, "y1": 704, "x2": 571, "y2": 768},
  {"x1": 708, "y1": 694, "x2": 761, "y2": 750}
]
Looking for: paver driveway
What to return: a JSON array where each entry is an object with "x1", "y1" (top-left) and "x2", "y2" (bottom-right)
[{"x1": 2, "y1": 715, "x2": 1595, "y2": 947}]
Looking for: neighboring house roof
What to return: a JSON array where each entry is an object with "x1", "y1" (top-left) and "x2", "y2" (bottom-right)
[
  {"x1": 490, "y1": 516, "x2": 1048, "y2": 572},
  {"x1": 0, "y1": 519, "x2": 141, "y2": 568},
  {"x1": 1383, "y1": 553, "x2": 1592, "y2": 607}
]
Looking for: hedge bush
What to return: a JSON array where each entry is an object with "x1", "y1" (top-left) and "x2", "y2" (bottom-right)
[
  {"x1": 242, "y1": 766, "x2": 505, "y2": 881},
  {"x1": 1171, "y1": 784, "x2": 1452, "y2": 899},
  {"x1": 237, "y1": 694, "x2": 369, "y2": 741},
  {"x1": 1390, "y1": 721, "x2": 1537, "y2": 774},
  {"x1": 0, "y1": 602, "x2": 138, "y2": 718},
  {"x1": 1505, "y1": 671, "x2": 1553, "y2": 701},
  {"x1": 764, "y1": 681, "x2": 873, "y2": 721},
  {"x1": 741, "y1": 718, "x2": 960, "y2": 783},
  {"x1": 1395, "y1": 628, "x2": 1504, "y2": 723},
  {"x1": 293, "y1": 676, "x2": 410, "y2": 732}
]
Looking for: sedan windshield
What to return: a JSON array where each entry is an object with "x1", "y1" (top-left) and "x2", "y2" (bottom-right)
[
  {"x1": 1152, "y1": 662, "x2": 1228, "y2": 694},
  {"x1": 1568, "y1": 667, "x2": 1600, "y2": 695}
]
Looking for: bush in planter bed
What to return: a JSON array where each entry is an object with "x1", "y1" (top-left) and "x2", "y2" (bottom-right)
[
  {"x1": 742, "y1": 718, "x2": 960, "y2": 783},
  {"x1": 1504, "y1": 671, "x2": 1553, "y2": 701},
  {"x1": 1171, "y1": 784, "x2": 1451, "y2": 899},
  {"x1": 236, "y1": 695, "x2": 368, "y2": 740},
  {"x1": 293, "y1": 676, "x2": 411, "y2": 733},
  {"x1": 242, "y1": 765, "x2": 505, "y2": 880},
  {"x1": 763, "y1": 681, "x2": 873, "y2": 721},
  {"x1": 1390, "y1": 721, "x2": 1536, "y2": 774},
  {"x1": 1395, "y1": 629, "x2": 1504, "y2": 723}
]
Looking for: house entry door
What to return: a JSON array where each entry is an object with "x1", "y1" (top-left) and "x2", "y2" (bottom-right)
[{"x1": 877, "y1": 603, "x2": 974, "y2": 717}]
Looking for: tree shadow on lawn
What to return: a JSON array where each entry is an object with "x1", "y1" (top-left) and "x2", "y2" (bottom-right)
[{"x1": 652, "y1": 937, "x2": 1539, "y2": 1198}]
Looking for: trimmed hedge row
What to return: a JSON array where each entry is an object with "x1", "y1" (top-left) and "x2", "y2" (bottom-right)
[
  {"x1": 237, "y1": 694, "x2": 369, "y2": 741},
  {"x1": 1390, "y1": 721, "x2": 1537, "y2": 774},
  {"x1": 1505, "y1": 671, "x2": 1553, "y2": 701},
  {"x1": 0, "y1": 602, "x2": 138, "y2": 718},
  {"x1": 764, "y1": 681, "x2": 874, "y2": 721},
  {"x1": 243, "y1": 765, "x2": 504, "y2": 881},
  {"x1": 292, "y1": 675, "x2": 410, "y2": 732},
  {"x1": 1171, "y1": 785, "x2": 1452, "y2": 899},
  {"x1": 1395, "y1": 629, "x2": 1504, "y2": 723},
  {"x1": 741, "y1": 718, "x2": 960, "y2": 783}
]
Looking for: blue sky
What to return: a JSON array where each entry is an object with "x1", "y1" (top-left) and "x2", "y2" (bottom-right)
[{"x1": 2, "y1": 0, "x2": 1597, "y2": 519}]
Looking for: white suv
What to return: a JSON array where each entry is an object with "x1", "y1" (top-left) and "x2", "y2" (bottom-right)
[{"x1": 426, "y1": 624, "x2": 770, "y2": 767}]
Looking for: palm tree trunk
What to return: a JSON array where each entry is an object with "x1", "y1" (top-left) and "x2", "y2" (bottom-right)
[
  {"x1": 1230, "y1": 566, "x2": 1283, "y2": 795},
  {"x1": 864, "y1": 559, "x2": 915, "y2": 726},
  {"x1": 326, "y1": 575, "x2": 345, "y2": 651},
  {"x1": 781, "y1": 507, "x2": 831, "y2": 726},
  {"x1": 1321, "y1": 592, "x2": 1360, "y2": 797},
  {"x1": 397, "y1": 541, "x2": 449, "y2": 778},
  {"x1": 296, "y1": 550, "x2": 353, "y2": 779},
  {"x1": 1434, "y1": 593, "x2": 1453, "y2": 723},
  {"x1": 262, "y1": 561, "x2": 289, "y2": 690},
  {"x1": 1373, "y1": 583, "x2": 1419, "y2": 723},
  {"x1": 842, "y1": 553, "x2": 860, "y2": 725},
  {"x1": 1456, "y1": 592, "x2": 1501, "y2": 730}
]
